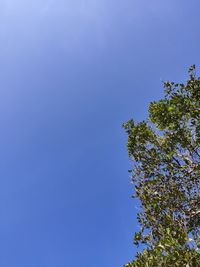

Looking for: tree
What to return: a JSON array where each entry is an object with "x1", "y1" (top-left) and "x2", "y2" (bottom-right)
[{"x1": 123, "y1": 65, "x2": 200, "y2": 266}]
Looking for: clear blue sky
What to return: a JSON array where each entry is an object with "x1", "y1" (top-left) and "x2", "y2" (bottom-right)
[{"x1": 0, "y1": 1, "x2": 199, "y2": 266}]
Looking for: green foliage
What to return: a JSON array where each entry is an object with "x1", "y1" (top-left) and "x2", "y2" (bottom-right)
[{"x1": 123, "y1": 65, "x2": 200, "y2": 266}]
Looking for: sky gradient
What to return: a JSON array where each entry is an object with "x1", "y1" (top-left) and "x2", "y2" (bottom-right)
[{"x1": 0, "y1": 1, "x2": 200, "y2": 266}]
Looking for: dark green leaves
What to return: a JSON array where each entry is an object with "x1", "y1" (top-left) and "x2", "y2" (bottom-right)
[{"x1": 123, "y1": 66, "x2": 200, "y2": 266}]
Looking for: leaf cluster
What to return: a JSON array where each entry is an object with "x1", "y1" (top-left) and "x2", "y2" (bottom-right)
[{"x1": 123, "y1": 65, "x2": 200, "y2": 266}]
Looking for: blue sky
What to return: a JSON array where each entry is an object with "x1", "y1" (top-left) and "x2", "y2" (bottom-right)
[{"x1": 0, "y1": 1, "x2": 200, "y2": 266}]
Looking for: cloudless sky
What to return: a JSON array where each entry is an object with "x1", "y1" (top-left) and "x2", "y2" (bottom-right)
[{"x1": 0, "y1": 1, "x2": 200, "y2": 266}]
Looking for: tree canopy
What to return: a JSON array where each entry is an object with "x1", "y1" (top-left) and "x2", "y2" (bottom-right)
[{"x1": 123, "y1": 65, "x2": 200, "y2": 266}]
